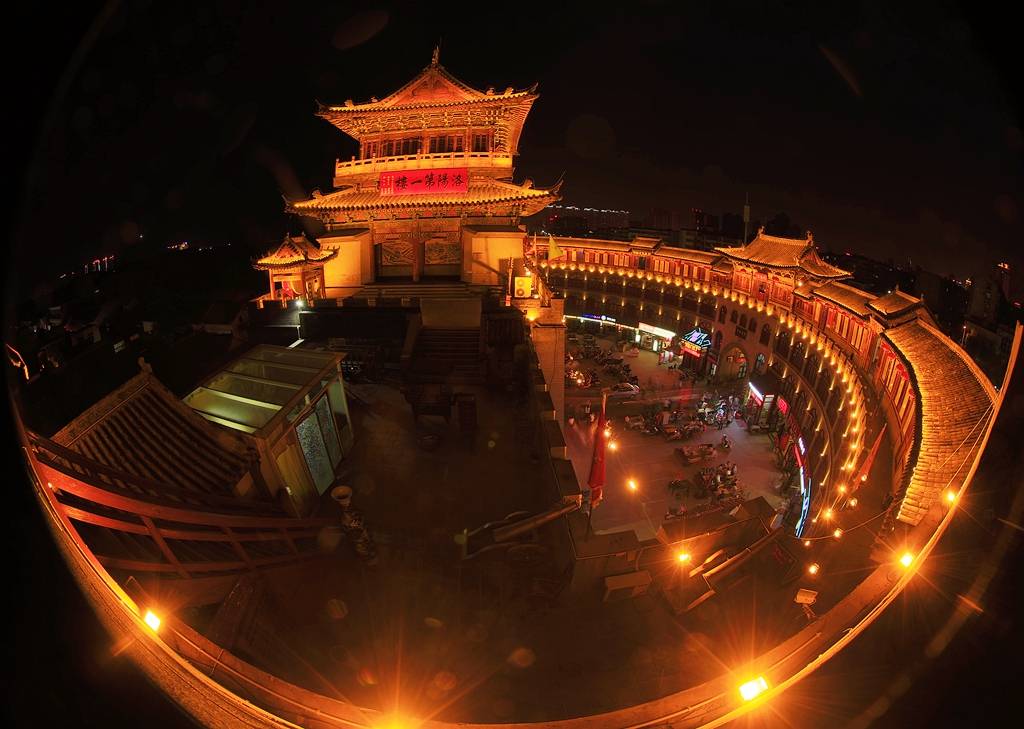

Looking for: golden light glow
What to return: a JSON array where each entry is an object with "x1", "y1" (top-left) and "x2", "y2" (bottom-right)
[
  {"x1": 609, "y1": 441, "x2": 618, "y2": 451},
  {"x1": 144, "y1": 610, "x2": 161, "y2": 631},
  {"x1": 676, "y1": 552, "x2": 691, "y2": 563},
  {"x1": 374, "y1": 716, "x2": 410, "y2": 729},
  {"x1": 824, "y1": 508, "x2": 833, "y2": 519},
  {"x1": 739, "y1": 676, "x2": 769, "y2": 701},
  {"x1": 833, "y1": 528, "x2": 843, "y2": 539},
  {"x1": 808, "y1": 562, "x2": 820, "y2": 575},
  {"x1": 945, "y1": 490, "x2": 957, "y2": 504},
  {"x1": 803, "y1": 539, "x2": 811, "y2": 547},
  {"x1": 627, "y1": 479, "x2": 638, "y2": 491},
  {"x1": 900, "y1": 552, "x2": 914, "y2": 568}
]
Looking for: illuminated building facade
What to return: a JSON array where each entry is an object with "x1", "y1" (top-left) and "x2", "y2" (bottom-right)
[
  {"x1": 535, "y1": 227, "x2": 995, "y2": 528},
  {"x1": 274, "y1": 48, "x2": 560, "y2": 295},
  {"x1": 13, "y1": 51, "x2": 1010, "y2": 729}
]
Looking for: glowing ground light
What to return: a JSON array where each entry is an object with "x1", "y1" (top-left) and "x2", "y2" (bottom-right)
[
  {"x1": 803, "y1": 539, "x2": 811, "y2": 547},
  {"x1": 739, "y1": 676, "x2": 769, "y2": 701},
  {"x1": 808, "y1": 562, "x2": 820, "y2": 575},
  {"x1": 374, "y1": 717, "x2": 408, "y2": 729},
  {"x1": 627, "y1": 479, "x2": 638, "y2": 491},
  {"x1": 833, "y1": 528, "x2": 843, "y2": 539},
  {"x1": 824, "y1": 508, "x2": 833, "y2": 519},
  {"x1": 144, "y1": 610, "x2": 161, "y2": 631},
  {"x1": 609, "y1": 441, "x2": 618, "y2": 451},
  {"x1": 946, "y1": 490, "x2": 957, "y2": 504},
  {"x1": 900, "y1": 552, "x2": 914, "y2": 567}
]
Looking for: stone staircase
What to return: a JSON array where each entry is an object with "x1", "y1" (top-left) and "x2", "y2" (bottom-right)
[
  {"x1": 350, "y1": 281, "x2": 504, "y2": 305},
  {"x1": 408, "y1": 328, "x2": 485, "y2": 384}
]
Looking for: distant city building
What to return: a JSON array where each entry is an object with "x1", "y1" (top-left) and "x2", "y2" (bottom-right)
[
  {"x1": 910, "y1": 268, "x2": 969, "y2": 335},
  {"x1": 967, "y1": 261, "x2": 1011, "y2": 329},
  {"x1": 820, "y1": 251, "x2": 914, "y2": 297},
  {"x1": 544, "y1": 204, "x2": 629, "y2": 232}
]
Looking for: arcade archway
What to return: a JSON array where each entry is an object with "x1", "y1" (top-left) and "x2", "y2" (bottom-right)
[{"x1": 719, "y1": 342, "x2": 749, "y2": 380}]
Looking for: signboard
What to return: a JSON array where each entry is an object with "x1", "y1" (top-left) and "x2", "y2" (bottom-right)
[
  {"x1": 795, "y1": 467, "x2": 811, "y2": 536},
  {"x1": 680, "y1": 327, "x2": 711, "y2": 354},
  {"x1": 379, "y1": 167, "x2": 468, "y2": 196},
  {"x1": 582, "y1": 314, "x2": 616, "y2": 323},
  {"x1": 639, "y1": 322, "x2": 676, "y2": 340}
]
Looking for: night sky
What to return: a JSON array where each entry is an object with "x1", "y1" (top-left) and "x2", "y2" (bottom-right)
[{"x1": 6, "y1": 1, "x2": 1022, "y2": 295}]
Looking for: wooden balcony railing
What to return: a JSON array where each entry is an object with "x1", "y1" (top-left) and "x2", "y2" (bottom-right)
[
  {"x1": 333, "y1": 150, "x2": 512, "y2": 178},
  {"x1": 26, "y1": 431, "x2": 336, "y2": 579}
]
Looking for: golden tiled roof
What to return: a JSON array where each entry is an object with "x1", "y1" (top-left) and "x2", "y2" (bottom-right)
[
  {"x1": 868, "y1": 289, "x2": 922, "y2": 317},
  {"x1": 884, "y1": 321, "x2": 995, "y2": 526},
  {"x1": 254, "y1": 233, "x2": 337, "y2": 270},
  {"x1": 812, "y1": 281, "x2": 874, "y2": 316},
  {"x1": 655, "y1": 248, "x2": 722, "y2": 265},
  {"x1": 318, "y1": 56, "x2": 536, "y2": 114},
  {"x1": 715, "y1": 230, "x2": 850, "y2": 279},
  {"x1": 53, "y1": 372, "x2": 258, "y2": 498},
  {"x1": 289, "y1": 179, "x2": 560, "y2": 213}
]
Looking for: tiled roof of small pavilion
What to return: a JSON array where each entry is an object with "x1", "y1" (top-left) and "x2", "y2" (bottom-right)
[
  {"x1": 812, "y1": 281, "x2": 874, "y2": 317},
  {"x1": 254, "y1": 233, "x2": 336, "y2": 270},
  {"x1": 53, "y1": 371, "x2": 258, "y2": 498},
  {"x1": 289, "y1": 178, "x2": 560, "y2": 214},
  {"x1": 715, "y1": 230, "x2": 850, "y2": 279},
  {"x1": 868, "y1": 288, "x2": 922, "y2": 318},
  {"x1": 884, "y1": 320, "x2": 996, "y2": 526}
]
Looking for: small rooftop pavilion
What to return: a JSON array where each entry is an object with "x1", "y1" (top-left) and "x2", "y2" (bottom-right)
[{"x1": 183, "y1": 344, "x2": 353, "y2": 515}]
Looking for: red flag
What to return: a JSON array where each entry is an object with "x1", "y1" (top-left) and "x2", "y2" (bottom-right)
[
  {"x1": 588, "y1": 410, "x2": 607, "y2": 506},
  {"x1": 852, "y1": 424, "x2": 887, "y2": 491}
]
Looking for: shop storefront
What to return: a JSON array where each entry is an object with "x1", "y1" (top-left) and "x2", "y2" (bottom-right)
[
  {"x1": 568, "y1": 313, "x2": 630, "y2": 338},
  {"x1": 745, "y1": 371, "x2": 780, "y2": 430},
  {"x1": 636, "y1": 322, "x2": 676, "y2": 354},
  {"x1": 744, "y1": 370, "x2": 812, "y2": 536}
]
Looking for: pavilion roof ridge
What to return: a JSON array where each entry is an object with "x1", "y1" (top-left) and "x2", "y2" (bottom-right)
[
  {"x1": 254, "y1": 232, "x2": 336, "y2": 269},
  {"x1": 319, "y1": 53, "x2": 537, "y2": 113}
]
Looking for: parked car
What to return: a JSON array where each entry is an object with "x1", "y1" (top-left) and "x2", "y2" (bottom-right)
[{"x1": 607, "y1": 382, "x2": 640, "y2": 399}]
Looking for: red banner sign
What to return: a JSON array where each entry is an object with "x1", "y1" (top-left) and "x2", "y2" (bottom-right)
[{"x1": 379, "y1": 168, "x2": 468, "y2": 196}]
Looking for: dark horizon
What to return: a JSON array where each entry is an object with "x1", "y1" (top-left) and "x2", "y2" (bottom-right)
[{"x1": 7, "y1": 2, "x2": 1023, "y2": 296}]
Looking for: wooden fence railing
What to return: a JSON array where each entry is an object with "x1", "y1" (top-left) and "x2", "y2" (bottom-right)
[{"x1": 26, "y1": 431, "x2": 336, "y2": 579}]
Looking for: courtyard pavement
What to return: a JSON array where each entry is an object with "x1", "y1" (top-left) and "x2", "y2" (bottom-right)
[
  {"x1": 566, "y1": 411, "x2": 787, "y2": 540},
  {"x1": 240, "y1": 370, "x2": 890, "y2": 723}
]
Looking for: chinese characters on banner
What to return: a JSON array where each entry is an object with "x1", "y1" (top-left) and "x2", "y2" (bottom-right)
[{"x1": 379, "y1": 168, "x2": 469, "y2": 196}]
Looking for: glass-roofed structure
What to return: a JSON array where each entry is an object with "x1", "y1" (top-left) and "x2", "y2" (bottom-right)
[{"x1": 183, "y1": 344, "x2": 353, "y2": 516}]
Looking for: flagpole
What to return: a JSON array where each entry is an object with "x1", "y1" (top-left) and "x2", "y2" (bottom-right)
[{"x1": 585, "y1": 389, "x2": 609, "y2": 541}]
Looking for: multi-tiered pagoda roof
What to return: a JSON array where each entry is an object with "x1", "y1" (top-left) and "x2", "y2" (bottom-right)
[{"x1": 716, "y1": 229, "x2": 850, "y2": 280}]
